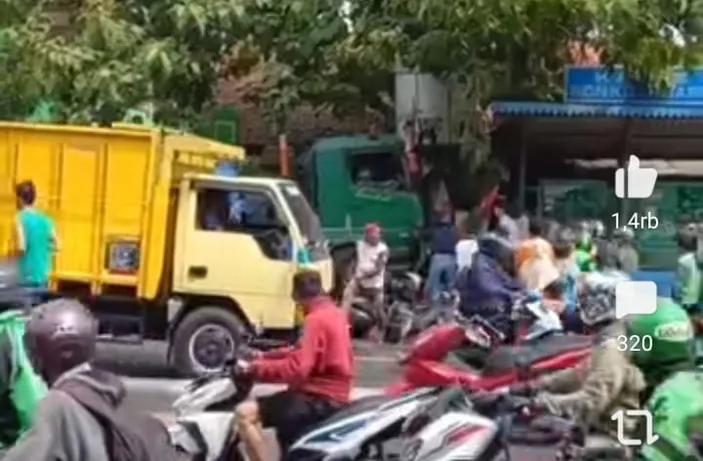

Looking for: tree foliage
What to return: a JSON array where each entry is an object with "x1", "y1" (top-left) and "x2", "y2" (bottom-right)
[
  {"x1": 0, "y1": 0, "x2": 246, "y2": 124},
  {"x1": 1, "y1": 0, "x2": 702, "y2": 136},
  {"x1": 242, "y1": 0, "x2": 703, "y2": 147}
]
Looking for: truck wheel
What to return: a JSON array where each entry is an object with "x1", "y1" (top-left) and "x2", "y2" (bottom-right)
[
  {"x1": 332, "y1": 246, "x2": 356, "y2": 299},
  {"x1": 171, "y1": 306, "x2": 245, "y2": 377}
]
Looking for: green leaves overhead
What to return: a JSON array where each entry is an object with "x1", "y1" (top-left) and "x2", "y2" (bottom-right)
[
  {"x1": 0, "y1": 0, "x2": 247, "y2": 124},
  {"x1": 0, "y1": 0, "x2": 702, "y2": 133}
]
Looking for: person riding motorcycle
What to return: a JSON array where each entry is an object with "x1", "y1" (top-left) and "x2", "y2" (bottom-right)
[
  {"x1": 234, "y1": 270, "x2": 354, "y2": 461},
  {"x1": 3, "y1": 299, "x2": 121, "y2": 461},
  {"x1": 457, "y1": 233, "x2": 523, "y2": 339},
  {"x1": 627, "y1": 298, "x2": 703, "y2": 461},
  {"x1": 510, "y1": 244, "x2": 646, "y2": 448}
]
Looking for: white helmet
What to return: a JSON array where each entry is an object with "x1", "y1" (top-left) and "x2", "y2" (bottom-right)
[{"x1": 578, "y1": 270, "x2": 629, "y2": 326}]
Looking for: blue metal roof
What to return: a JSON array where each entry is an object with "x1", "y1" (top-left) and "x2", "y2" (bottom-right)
[{"x1": 491, "y1": 101, "x2": 703, "y2": 119}]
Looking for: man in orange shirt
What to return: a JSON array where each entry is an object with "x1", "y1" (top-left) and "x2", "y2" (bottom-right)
[{"x1": 516, "y1": 217, "x2": 557, "y2": 291}]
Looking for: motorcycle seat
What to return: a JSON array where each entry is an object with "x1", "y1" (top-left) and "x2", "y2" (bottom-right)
[
  {"x1": 305, "y1": 395, "x2": 396, "y2": 430},
  {"x1": 482, "y1": 334, "x2": 591, "y2": 375}
]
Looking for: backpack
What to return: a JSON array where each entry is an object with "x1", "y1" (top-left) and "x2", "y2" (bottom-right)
[
  {"x1": 0, "y1": 310, "x2": 47, "y2": 434},
  {"x1": 55, "y1": 374, "x2": 180, "y2": 461}
]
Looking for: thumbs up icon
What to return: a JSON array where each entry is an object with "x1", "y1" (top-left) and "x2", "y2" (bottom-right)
[{"x1": 615, "y1": 155, "x2": 657, "y2": 199}]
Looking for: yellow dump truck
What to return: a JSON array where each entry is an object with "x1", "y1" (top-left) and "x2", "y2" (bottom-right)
[{"x1": 0, "y1": 122, "x2": 333, "y2": 376}]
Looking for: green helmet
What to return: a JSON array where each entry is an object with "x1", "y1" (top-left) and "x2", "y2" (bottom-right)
[{"x1": 625, "y1": 298, "x2": 695, "y2": 371}]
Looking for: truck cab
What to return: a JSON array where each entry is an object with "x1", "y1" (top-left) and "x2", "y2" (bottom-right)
[
  {"x1": 173, "y1": 174, "x2": 330, "y2": 326},
  {"x1": 296, "y1": 135, "x2": 424, "y2": 284},
  {"x1": 167, "y1": 175, "x2": 333, "y2": 376}
]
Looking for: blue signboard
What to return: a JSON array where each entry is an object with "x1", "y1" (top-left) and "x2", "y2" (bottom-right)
[{"x1": 565, "y1": 66, "x2": 703, "y2": 106}]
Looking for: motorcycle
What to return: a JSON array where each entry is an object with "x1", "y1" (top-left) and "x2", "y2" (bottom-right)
[
  {"x1": 286, "y1": 387, "x2": 440, "y2": 461},
  {"x1": 385, "y1": 294, "x2": 592, "y2": 396},
  {"x1": 384, "y1": 276, "x2": 457, "y2": 344},
  {"x1": 167, "y1": 340, "x2": 444, "y2": 461},
  {"x1": 167, "y1": 352, "x2": 254, "y2": 461},
  {"x1": 350, "y1": 271, "x2": 423, "y2": 339},
  {"x1": 0, "y1": 257, "x2": 47, "y2": 310},
  {"x1": 395, "y1": 388, "x2": 629, "y2": 461}
]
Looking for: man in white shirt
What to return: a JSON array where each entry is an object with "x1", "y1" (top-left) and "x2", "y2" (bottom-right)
[
  {"x1": 455, "y1": 214, "x2": 479, "y2": 272},
  {"x1": 342, "y1": 223, "x2": 389, "y2": 341}
]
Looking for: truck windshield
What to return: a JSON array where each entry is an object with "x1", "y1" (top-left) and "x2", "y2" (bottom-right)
[{"x1": 279, "y1": 183, "x2": 324, "y2": 246}]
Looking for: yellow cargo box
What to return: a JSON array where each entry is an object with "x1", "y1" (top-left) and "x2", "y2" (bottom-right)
[{"x1": 0, "y1": 122, "x2": 244, "y2": 299}]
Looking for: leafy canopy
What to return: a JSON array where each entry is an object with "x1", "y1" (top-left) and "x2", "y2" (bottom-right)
[
  {"x1": 0, "y1": 0, "x2": 246, "y2": 124},
  {"x1": 241, "y1": 0, "x2": 703, "y2": 140},
  {"x1": 1, "y1": 0, "x2": 702, "y2": 130}
]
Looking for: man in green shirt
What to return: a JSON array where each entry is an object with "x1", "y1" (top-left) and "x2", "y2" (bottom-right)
[{"x1": 13, "y1": 181, "x2": 59, "y2": 290}]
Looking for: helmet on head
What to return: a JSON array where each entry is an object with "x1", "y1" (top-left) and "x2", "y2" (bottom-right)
[
  {"x1": 478, "y1": 233, "x2": 515, "y2": 273},
  {"x1": 613, "y1": 227, "x2": 635, "y2": 242},
  {"x1": 577, "y1": 270, "x2": 629, "y2": 327},
  {"x1": 595, "y1": 240, "x2": 621, "y2": 270},
  {"x1": 625, "y1": 298, "x2": 695, "y2": 372},
  {"x1": 23, "y1": 298, "x2": 98, "y2": 384},
  {"x1": 590, "y1": 220, "x2": 605, "y2": 239}
]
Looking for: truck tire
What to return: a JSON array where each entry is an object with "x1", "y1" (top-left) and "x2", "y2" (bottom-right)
[
  {"x1": 332, "y1": 246, "x2": 356, "y2": 299},
  {"x1": 170, "y1": 306, "x2": 245, "y2": 377}
]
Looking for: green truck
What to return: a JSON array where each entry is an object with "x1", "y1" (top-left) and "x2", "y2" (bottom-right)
[{"x1": 296, "y1": 134, "x2": 425, "y2": 288}]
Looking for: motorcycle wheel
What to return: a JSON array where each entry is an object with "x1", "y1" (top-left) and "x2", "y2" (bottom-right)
[
  {"x1": 350, "y1": 308, "x2": 374, "y2": 338},
  {"x1": 384, "y1": 306, "x2": 413, "y2": 344}
]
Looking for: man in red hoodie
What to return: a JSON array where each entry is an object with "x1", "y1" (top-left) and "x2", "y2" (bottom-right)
[{"x1": 234, "y1": 270, "x2": 354, "y2": 461}]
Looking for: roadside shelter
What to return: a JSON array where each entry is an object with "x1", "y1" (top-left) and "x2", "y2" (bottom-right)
[{"x1": 490, "y1": 66, "x2": 703, "y2": 271}]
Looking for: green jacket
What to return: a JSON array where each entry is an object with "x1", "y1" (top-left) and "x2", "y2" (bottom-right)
[
  {"x1": 0, "y1": 311, "x2": 47, "y2": 448},
  {"x1": 638, "y1": 369, "x2": 703, "y2": 461},
  {"x1": 575, "y1": 247, "x2": 597, "y2": 273}
]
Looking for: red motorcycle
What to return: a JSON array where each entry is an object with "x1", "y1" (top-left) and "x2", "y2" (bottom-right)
[{"x1": 385, "y1": 302, "x2": 592, "y2": 396}]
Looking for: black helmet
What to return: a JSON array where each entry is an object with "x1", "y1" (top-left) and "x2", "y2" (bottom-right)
[
  {"x1": 23, "y1": 298, "x2": 98, "y2": 384},
  {"x1": 478, "y1": 233, "x2": 515, "y2": 272}
]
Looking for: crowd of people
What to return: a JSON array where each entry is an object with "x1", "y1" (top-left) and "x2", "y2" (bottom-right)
[
  {"x1": 1, "y1": 180, "x2": 702, "y2": 461},
  {"x1": 339, "y1": 198, "x2": 702, "y2": 459}
]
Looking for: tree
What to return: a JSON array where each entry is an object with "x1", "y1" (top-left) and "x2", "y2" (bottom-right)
[
  {"x1": 231, "y1": 0, "x2": 397, "y2": 129},
  {"x1": 240, "y1": 0, "x2": 703, "y2": 157},
  {"x1": 0, "y1": 0, "x2": 247, "y2": 125}
]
